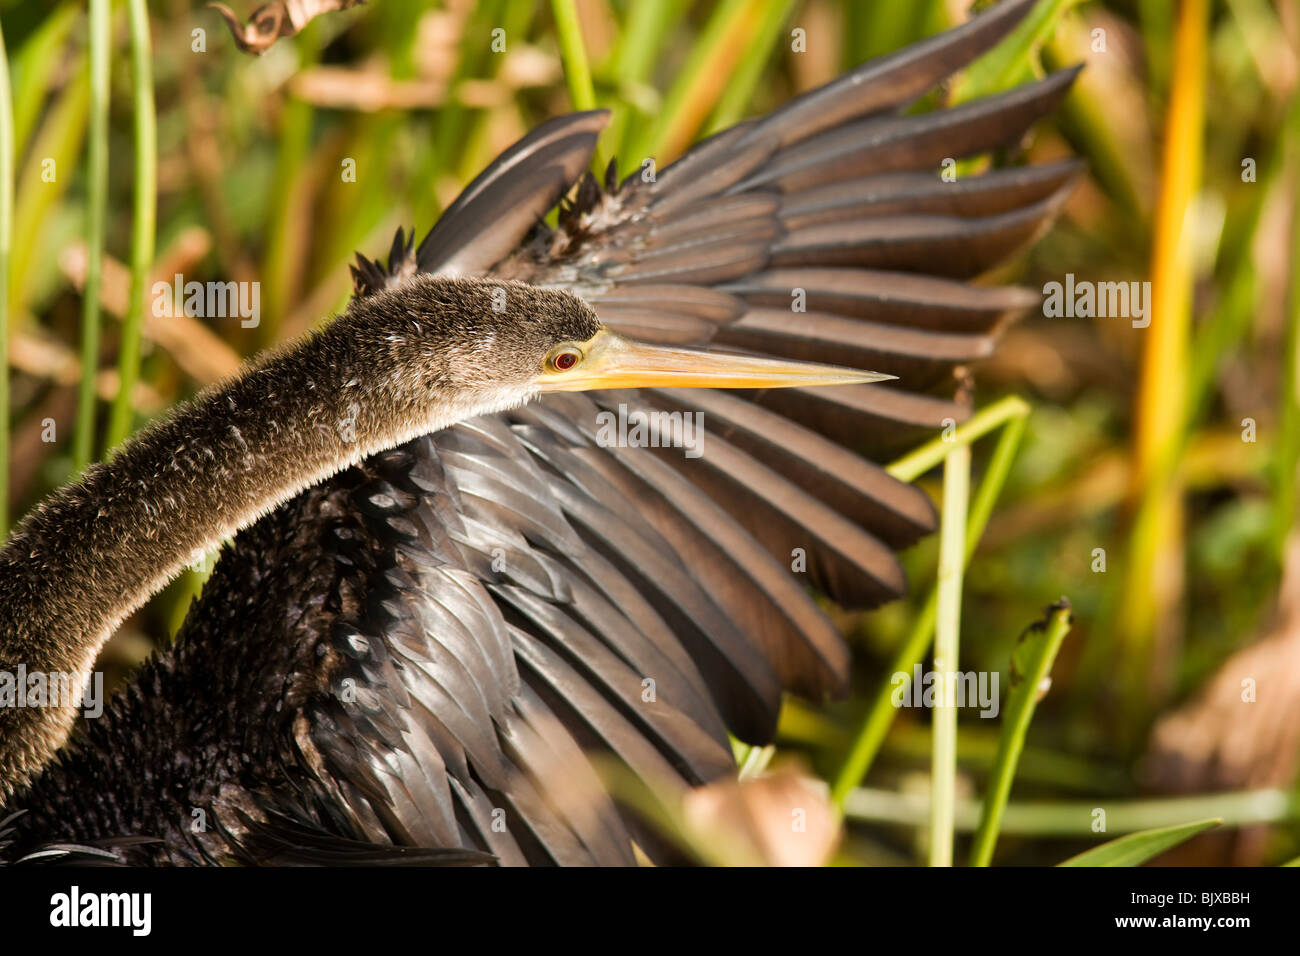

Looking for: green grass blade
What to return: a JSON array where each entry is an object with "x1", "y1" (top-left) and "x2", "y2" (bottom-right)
[
  {"x1": 1057, "y1": 818, "x2": 1221, "y2": 867},
  {"x1": 1136, "y1": 0, "x2": 1174, "y2": 104},
  {"x1": 76, "y1": 0, "x2": 111, "y2": 471},
  {"x1": 11, "y1": 3, "x2": 78, "y2": 161},
  {"x1": 611, "y1": 0, "x2": 680, "y2": 85},
  {"x1": 831, "y1": 400, "x2": 1029, "y2": 806},
  {"x1": 1271, "y1": 90, "x2": 1300, "y2": 556},
  {"x1": 845, "y1": 789, "x2": 1293, "y2": 834},
  {"x1": 551, "y1": 0, "x2": 597, "y2": 112},
  {"x1": 830, "y1": 593, "x2": 937, "y2": 808},
  {"x1": 105, "y1": 0, "x2": 156, "y2": 451},
  {"x1": 550, "y1": 0, "x2": 605, "y2": 170},
  {"x1": 625, "y1": 0, "x2": 756, "y2": 165},
  {"x1": 970, "y1": 600, "x2": 1074, "y2": 866},
  {"x1": 845, "y1": 0, "x2": 942, "y2": 67},
  {"x1": 704, "y1": 0, "x2": 798, "y2": 134},
  {"x1": 951, "y1": 0, "x2": 1081, "y2": 103},
  {"x1": 887, "y1": 396, "x2": 1031, "y2": 483},
  {"x1": 604, "y1": 0, "x2": 684, "y2": 162},
  {"x1": 8, "y1": 56, "x2": 87, "y2": 325},
  {"x1": 0, "y1": 20, "x2": 13, "y2": 535},
  {"x1": 259, "y1": 54, "x2": 316, "y2": 346},
  {"x1": 1178, "y1": 92, "x2": 1300, "y2": 483}
]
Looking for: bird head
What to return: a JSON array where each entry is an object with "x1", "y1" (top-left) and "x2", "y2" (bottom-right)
[{"x1": 387, "y1": 276, "x2": 894, "y2": 399}]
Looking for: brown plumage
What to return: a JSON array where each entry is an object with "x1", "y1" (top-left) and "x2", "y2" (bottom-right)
[{"x1": 0, "y1": 0, "x2": 1079, "y2": 865}]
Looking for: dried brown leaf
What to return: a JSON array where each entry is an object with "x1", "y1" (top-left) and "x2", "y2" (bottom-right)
[{"x1": 209, "y1": 0, "x2": 366, "y2": 56}]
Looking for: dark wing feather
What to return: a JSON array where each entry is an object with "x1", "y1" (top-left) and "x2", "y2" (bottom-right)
[
  {"x1": 416, "y1": 111, "x2": 611, "y2": 277},
  {"x1": 727, "y1": 68, "x2": 1080, "y2": 193},
  {"x1": 778, "y1": 159, "x2": 1084, "y2": 228}
]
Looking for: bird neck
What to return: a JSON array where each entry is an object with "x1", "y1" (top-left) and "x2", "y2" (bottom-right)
[{"x1": 0, "y1": 280, "x2": 532, "y2": 802}]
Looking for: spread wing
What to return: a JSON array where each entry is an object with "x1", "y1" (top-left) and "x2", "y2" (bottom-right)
[
  {"x1": 328, "y1": 0, "x2": 1079, "y2": 862},
  {"x1": 352, "y1": 0, "x2": 1076, "y2": 708},
  {"x1": 9, "y1": 0, "x2": 1078, "y2": 866}
]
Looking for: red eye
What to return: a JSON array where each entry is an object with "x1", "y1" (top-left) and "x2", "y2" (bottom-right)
[{"x1": 552, "y1": 349, "x2": 580, "y2": 371}]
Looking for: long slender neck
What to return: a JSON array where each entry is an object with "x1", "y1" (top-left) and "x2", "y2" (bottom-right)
[{"x1": 0, "y1": 277, "x2": 531, "y2": 802}]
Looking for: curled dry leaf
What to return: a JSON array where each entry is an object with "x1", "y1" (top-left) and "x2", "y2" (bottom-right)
[
  {"x1": 209, "y1": 0, "x2": 366, "y2": 56},
  {"x1": 681, "y1": 764, "x2": 841, "y2": 867}
]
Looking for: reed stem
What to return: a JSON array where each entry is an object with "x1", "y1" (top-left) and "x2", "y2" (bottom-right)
[
  {"x1": 76, "y1": 0, "x2": 110, "y2": 469},
  {"x1": 929, "y1": 442, "x2": 970, "y2": 866},
  {"x1": 969, "y1": 601, "x2": 1073, "y2": 866},
  {"x1": 831, "y1": 404, "x2": 1029, "y2": 807},
  {"x1": 105, "y1": 0, "x2": 156, "y2": 452}
]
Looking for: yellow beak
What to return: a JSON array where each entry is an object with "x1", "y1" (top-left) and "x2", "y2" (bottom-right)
[{"x1": 537, "y1": 329, "x2": 896, "y2": 392}]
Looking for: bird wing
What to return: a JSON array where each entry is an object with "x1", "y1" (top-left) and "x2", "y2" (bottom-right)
[
  {"x1": 299, "y1": 0, "x2": 1077, "y2": 863},
  {"x1": 351, "y1": 0, "x2": 1077, "y2": 697},
  {"x1": 12, "y1": 0, "x2": 1075, "y2": 865}
]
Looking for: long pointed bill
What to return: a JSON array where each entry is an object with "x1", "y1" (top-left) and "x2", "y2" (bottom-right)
[{"x1": 538, "y1": 330, "x2": 897, "y2": 392}]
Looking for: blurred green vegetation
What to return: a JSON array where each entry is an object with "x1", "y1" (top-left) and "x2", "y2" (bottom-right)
[{"x1": 1, "y1": 0, "x2": 1298, "y2": 865}]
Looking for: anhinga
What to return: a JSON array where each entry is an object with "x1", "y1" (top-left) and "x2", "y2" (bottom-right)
[{"x1": 0, "y1": 0, "x2": 1079, "y2": 865}]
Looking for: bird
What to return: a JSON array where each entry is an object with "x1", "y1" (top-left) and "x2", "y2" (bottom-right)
[{"x1": 0, "y1": 0, "x2": 1079, "y2": 865}]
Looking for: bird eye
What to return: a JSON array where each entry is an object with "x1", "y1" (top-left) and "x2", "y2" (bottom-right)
[{"x1": 550, "y1": 348, "x2": 582, "y2": 372}]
